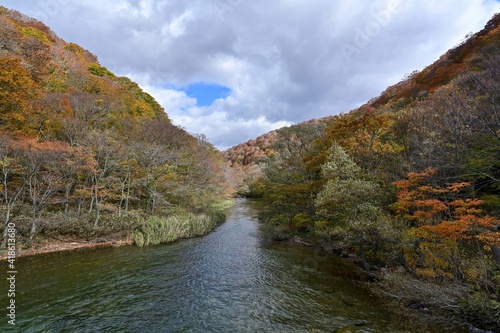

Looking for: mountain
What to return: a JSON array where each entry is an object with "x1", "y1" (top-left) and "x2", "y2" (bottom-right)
[
  {"x1": 224, "y1": 13, "x2": 500, "y2": 172},
  {"x1": 0, "y1": 7, "x2": 230, "y2": 248},
  {"x1": 365, "y1": 13, "x2": 500, "y2": 109},
  {"x1": 0, "y1": 7, "x2": 168, "y2": 131}
]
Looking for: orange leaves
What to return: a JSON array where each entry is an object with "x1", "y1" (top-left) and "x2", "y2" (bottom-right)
[
  {"x1": 477, "y1": 230, "x2": 500, "y2": 247},
  {"x1": 0, "y1": 56, "x2": 38, "y2": 132},
  {"x1": 394, "y1": 168, "x2": 500, "y2": 248},
  {"x1": 423, "y1": 220, "x2": 467, "y2": 241},
  {"x1": 393, "y1": 168, "x2": 447, "y2": 224},
  {"x1": 412, "y1": 199, "x2": 448, "y2": 221},
  {"x1": 393, "y1": 168, "x2": 480, "y2": 225},
  {"x1": 447, "y1": 182, "x2": 472, "y2": 193},
  {"x1": 325, "y1": 108, "x2": 395, "y2": 157},
  {"x1": 450, "y1": 198, "x2": 484, "y2": 216},
  {"x1": 423, "y1": 215, "x2": 500, "y2": 247},
  {"x1": 393, "y1": 168, "x2": 438, "y2": 194}
]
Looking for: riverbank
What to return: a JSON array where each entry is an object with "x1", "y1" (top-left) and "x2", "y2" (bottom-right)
[
  {"x1": 1, "y1": 203, "x2": 233, "y2": 261},
  {"x1": 0, "y1": 235, "x2": 134, "y2": 261},
  {"x1": 3, "y1": 198, "x2": 448, "y2": 333},
  {"x1": 0, "y1": 215, "x2": 222, "y2": 260},
  {"x1": 369, "y1": 267, "x2": 473, "y2": 332},
  {"x1": 277, "y1": 235, "x2": 487, "y2": 333}
]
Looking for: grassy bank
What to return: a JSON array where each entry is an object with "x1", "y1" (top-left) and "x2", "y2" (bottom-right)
[
  {"x1": 0, "y1": 210, "x2": 227, "y2": 259},
  {"x1": 1, "y1": 200, "x2": 233, "y2": 259},
  {"x1": 132, "y1": 210, "x2": 226, "y2": 247}
]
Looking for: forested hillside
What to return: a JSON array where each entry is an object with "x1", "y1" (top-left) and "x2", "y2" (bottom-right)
[
  {"x1": 228, "y1": 14, "x2": 500, "y2": 331},
  {"x1": 0, "y1": 7, "x2": 231, "y2": 249}
]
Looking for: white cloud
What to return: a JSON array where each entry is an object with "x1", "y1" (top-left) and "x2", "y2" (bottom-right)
[
  {"x1": 2, "y1": 0, "x2": 500, "y2": 149},
  {"x1": 161, "y1": 10, "x2": 194, "y2": 38}
]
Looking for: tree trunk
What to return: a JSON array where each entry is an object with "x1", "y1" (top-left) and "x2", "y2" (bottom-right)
[
  {"x1": 77, "y1": 197, "x2": 83, "y2": 216},
  {"x1": 29, "y1": 219, "x2": 37, "y2": 240},
  {"x1": 94, "y1": 196, "x2": 101, "y2": 228},
  {"x1": 125, "y1": 171, "x2": 130, "y2": 215},
  {"x1": 89, "y1": 193, "x2": 94, "y2": 213},
  {"x1": 29, "y1": 205, "x2": 38, "y2": 240},
  {"x1": 64, "y1": 185, "x2": 71, "y2": 217},
  {"x1": 360, "y1": 245, "x2": 375, "y2": 281},
  {"x1": 492, "y1": 245, "x2": 500, "y2": 265},
  {"x1": 0, "y1": 206, "x2": 11, "y2": 248},
  {"x1": 118, "y1": 172, "x2": 130, "y2": 218}
]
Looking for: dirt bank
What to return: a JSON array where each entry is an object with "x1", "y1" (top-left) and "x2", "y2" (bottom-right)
[{"x1": 0, "y1": 236, "x2": 134, "y2": 260}]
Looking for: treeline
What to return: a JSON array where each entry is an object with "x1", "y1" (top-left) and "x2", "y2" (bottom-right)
[
  {"x1": 249, "y1": 17, "x2": 500, "y2": 331},
  {"x1": 0, "y1": 7, "x2": 230, "y2": 247}
]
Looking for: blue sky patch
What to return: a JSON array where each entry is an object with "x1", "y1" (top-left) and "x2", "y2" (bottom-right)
[{"x1": 183, "y1": 82, "x2": 231, "y2": 107}]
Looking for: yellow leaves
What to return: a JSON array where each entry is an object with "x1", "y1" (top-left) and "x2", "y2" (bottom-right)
[
  {"x1": 65, "y1": 42, "x2": 85, "y2": 55},
  {"x1": 0, "y1": 56, "x2": 39, "y2": 132},
  {"x1": 478, "y1": 231, "x2": 500, "y2": 247},
  {"x1": 73, "y1": 189, "x2": 91, "y2": 198},
  {"x1": 415, "y1": 268, "x2": 439, "y2": 279},
  {"x1": 292, "y1": 213, "x2": 313, "y2": 228},
  {"x1": 88, "y1": 63, "x2": 115, "y2": 78},
  {"x1": 0, "y1": 56, "x2": 37, "y2": 93},
  {"x1": 403, "y1": 227, "x2": 459, "y2": 279},
  {"x1": 16, "y1": 26, "x2": 50, "y2": 45}
]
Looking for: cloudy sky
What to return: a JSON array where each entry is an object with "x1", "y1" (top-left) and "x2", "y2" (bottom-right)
[{"x1": 2, "y1": 0, "x2": 500, "y2": 149}]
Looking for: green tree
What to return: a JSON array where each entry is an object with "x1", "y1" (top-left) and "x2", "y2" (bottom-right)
[
  {"x1": 315, "y1": 144, "x2": 399, "y2": 278},
  {"x1": 259, "y1": 123, "x2": 325, "y2": 232}
]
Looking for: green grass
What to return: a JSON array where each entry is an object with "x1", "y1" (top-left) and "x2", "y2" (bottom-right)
[{"x1": 132, "y1": 211, "x2": 226, "y2": 247}]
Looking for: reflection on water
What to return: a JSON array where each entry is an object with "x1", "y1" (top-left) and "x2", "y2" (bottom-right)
[{"x1": 0, "y1": 199, "x2": 463, "y2": 332}]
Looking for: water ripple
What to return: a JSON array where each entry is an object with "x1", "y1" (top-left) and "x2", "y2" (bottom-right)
[{"x1": 0, "y1": 199, "x2": 466, "y2": 333}]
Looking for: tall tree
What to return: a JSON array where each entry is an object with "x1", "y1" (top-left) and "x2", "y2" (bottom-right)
[
  {"x1": 0, "y1": 136, "x2": 24, "y2": 248},
  {"x1": 315, "y1": 143, "x2": 396, "y2": 277}
]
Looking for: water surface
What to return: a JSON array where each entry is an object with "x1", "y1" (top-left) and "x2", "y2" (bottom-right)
[{"x1": 1, "y1": 199, "x2": 462, "y2": 332}]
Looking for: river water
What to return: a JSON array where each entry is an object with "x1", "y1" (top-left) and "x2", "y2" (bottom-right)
[{"x1": 2, "y1": 199, "x2": 462, "y2": 332}]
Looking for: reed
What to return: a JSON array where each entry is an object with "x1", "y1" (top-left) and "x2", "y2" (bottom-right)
[{"x1": 132, "y1": 210, "x2": 225, "y2": 247}]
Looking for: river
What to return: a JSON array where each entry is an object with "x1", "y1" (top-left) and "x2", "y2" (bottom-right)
[{"x1": 1, "y1": 199, "x2": 463, "y2": 332}]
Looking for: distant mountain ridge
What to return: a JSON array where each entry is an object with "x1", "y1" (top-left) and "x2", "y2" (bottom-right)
[{"x1": 223, "y1": 117, "x2": 331, "y2": 167}]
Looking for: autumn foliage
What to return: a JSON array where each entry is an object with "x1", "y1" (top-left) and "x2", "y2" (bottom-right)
[
  {"x1": 0, "y1": 7, "x2": 231, "y2": 247},
  {"x1": 233, "y1": 13, "x2": 500, "y2": 331},
  {"x1": 393, "y1": 168, "x2": 499, "y2": 273}
]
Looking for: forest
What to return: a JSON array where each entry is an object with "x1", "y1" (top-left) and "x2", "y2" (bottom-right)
[
  {"x1": 1, "y1": 4, "x2": 500, "y2": 331},
  {"x1": 226, "y1": 14, "x2": 500, "y2": 331},
  {"x1": 0, "y1": 7, "x2": 231, "y2": 250}
]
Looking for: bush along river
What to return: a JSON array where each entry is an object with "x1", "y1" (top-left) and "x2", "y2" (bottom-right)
[{"x1": 1, "y1": 199, "x2": 468, "y2": 332}]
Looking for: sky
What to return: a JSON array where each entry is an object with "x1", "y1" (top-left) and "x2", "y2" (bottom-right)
[{"x1": 2, "y1": 0, "x2": 500, "y2": 150}]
